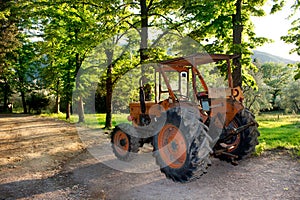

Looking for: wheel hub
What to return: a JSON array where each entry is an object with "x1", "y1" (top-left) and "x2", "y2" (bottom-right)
[
  {"x1": 171, "y1": 141, "x2": 178, "y2": 151},
  {"x1": 113, "y1": 130, "x2": 130, "y2": 156},
  {"x1": 157, "y1": 124, "x2": 187, "y2": 169},
  {"x1": 120, "y1": 139, "x2": 127, "y2": 146}
]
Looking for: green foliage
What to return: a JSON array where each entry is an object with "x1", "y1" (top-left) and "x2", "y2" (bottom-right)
[
  {"x1": 15, "y1": 36, "x2": 41, "y2": 90},
  {"x1": 20, "y1": 0, "x2": 119, "y2": 119},
  {"x1": 0, "y1": 0, "x2": 21, "y2": 69},
  {"x1": 0, "y1": 0, "x2": 22, "y2": 111},
  {"x1": 254, "y1": 140, "x2": 267, "y2": 156},
  {"x1": 27, "y1": 92, "x2": 50, "y2": 114},
  {"x1": 270, "y1": 0, "x2": 285, "y2": 14},
  {"x1": 182, "y1": 0, "x2": 270, "y2": 87},
  {"x1": 243, "y1": 70, "x2": 273, "y2": 114},
  {"x1": 294, "y1": 63, "x2": 300, "y2": 80},
  {"x1": 2, "y1": 0, "x2": 298, "y2": 127},
  {"x1": 260, "y1": 62, "x2": 291, "y2": 109},
  {"x1": 281, "y1": 0, "x2": 300, "y2": 80},
  {"x1": 112, "y1": 65, "x2": 146, "y2": 113},
  {"x1": 281, "y1": 4, "x2": 299, "y2": 56},
  {"x1": 244, "y1": 61, "x2": 297, "y2": 114},
  {"x1": 281, "y1": 79, "x2": 300, "y2": 113}
]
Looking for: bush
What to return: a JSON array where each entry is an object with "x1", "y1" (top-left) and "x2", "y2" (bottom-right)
[{"x1": 27, "y1": 92, "x2": 50, "y2": 114}]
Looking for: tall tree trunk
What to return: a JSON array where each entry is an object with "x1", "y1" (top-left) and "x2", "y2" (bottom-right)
[
  {"x1": 105, "y1": 49, "x2": 113, "y2": 129},
  {"x1": 105, "y1": 83, "x2": 113, "y2": 129},
  {"x1": 3, "y1": 78, "x2": 9, "y2": 113},
  {"x1": 55, "y1": 94, "x2": 60, "y2": 113},
  {"x1": 232, "y1": 0, "x2": 243, "y2": 87},
  {"x1": 140, "y1": 0, "x2": 149, "y2": 69},
  {"x1": 139, "y1": 0, "x2": 150, "y2": 116},
  {"x1": 55, "y1": 80, "x2": 60, "y2": 113},
  {"x1": 66, "y1": 65, "x2": 72, "y2": 120},
  {"x1": 75, "y1": 52, "x2": 85, "y2": 123},
  {"x1": 78, "y1": 96, "x2": 85, "y2": 123},
  {"x1": 21, "y1": 91, "x2": 27, "y2": 114},
  {"x1": 66, "y1": 102, "x2": 71, "y2": 120}
]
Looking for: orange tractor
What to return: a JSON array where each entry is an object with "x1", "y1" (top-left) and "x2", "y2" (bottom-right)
[{"x1": 111, "y1": 53, "x2": 259, "y2": 182}]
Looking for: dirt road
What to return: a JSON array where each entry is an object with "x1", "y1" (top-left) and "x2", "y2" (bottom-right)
[{"x1": 0, "y1": 114, "x2": 299, "y2": 200}]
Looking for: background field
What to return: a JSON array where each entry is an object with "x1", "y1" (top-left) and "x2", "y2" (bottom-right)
[{"x1": 256, "y1": 113, "x2": 300, "y2": 156}]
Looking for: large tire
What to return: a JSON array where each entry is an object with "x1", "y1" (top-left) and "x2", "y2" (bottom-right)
[
  {"x1": 153, "y1": 107, "x2": 212, "y2": 182},
  {"x1": 215, "y1": 109, "x2": 260, "y2": 162},
  {"x1": 111, "y1": 123, "x2": 140, "y2": 161}
]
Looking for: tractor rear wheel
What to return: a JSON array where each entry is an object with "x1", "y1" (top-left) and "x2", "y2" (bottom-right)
[
  {"x1": 111, "y1": 124, "x2": 140, "y2": 161},
  {"x1": 153, "y1": 108, "x2": 212, "y2": 182},
  {"x1": 216, "y1": 109, "x2": 260, "y2": 162}
]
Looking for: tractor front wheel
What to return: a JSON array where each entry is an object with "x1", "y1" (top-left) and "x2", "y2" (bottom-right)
[{"x1": 111, "y1": 124, "x2": 140, "y2": 161}]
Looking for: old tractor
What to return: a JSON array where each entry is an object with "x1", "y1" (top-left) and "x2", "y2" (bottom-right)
[{"x1": 111, "y1": 53, "x2": 260, "y2": 182}]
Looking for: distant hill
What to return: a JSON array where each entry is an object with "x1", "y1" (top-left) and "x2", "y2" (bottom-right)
[{"x1": 252, "y1": 50, "x2": 297, "y2": 64}]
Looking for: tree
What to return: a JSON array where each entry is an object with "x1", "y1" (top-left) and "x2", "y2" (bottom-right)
[
  {"x1": 244, "y1": 60, "x2": 295, "y2": 113},
  {"x1": 0, "y1": 0, "x2": 20, "y2": 71},
  {"x1": 14, "y1": 37, "x2": 40, "y2": 114},
  {"x1": 86, "y1": 32, "x2": 140, "y2": 128},
  {"x1": 98, "y1": 0, "x2": 188, "y2": 128},
  {"x1": 232, "y1": 0, "x2": 243, "y2": 87},
  {"x1": 281, "y1": 79, "x2": 300, "y2": 113},
  {"x1": 22, "y1": 1, "x2": 110, "y2": 121},
  {"x1": 183, "y1": 0, "x2": 270, "y2": 88},
  {"x1": 0, "y1": 65, "x2": 14, "y2": 112},
  {"x1": 243, "y1": 60, "x2": 273, "y2": 113},
  {"x1": 281, "y1": 0, "x2": 300, "y2": 80},
  {"x1": 27, "y1": 92, "x2": 50, "y2": 114},
  {"x1": 0, "y1": 0, "x2": 21, "y2": 111},
  {"x1": 260, "y1": 62, "x2": 290, "y2": 110}
]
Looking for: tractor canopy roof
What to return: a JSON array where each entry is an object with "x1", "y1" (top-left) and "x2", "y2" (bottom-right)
[{"x1": 159, "y1": 53, "x2": 238, "y2": 67}]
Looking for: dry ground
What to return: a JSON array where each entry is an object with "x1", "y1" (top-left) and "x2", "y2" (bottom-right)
[{"x1": 0, "y1": 114, "x2": 299, "y2": 200}]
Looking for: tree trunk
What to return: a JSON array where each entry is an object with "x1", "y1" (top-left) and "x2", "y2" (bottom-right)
[
  {"x1": 78, "y1": 96, "x2": 85, "y2": 123},
  {"x1": 55, "y1": 95, "x2": 60, "y2": 113},
  {"x1": 293, "y1": 101, "x2": 300, "y2": 113},
  {"x1": 75, "y1": 52, "x2": 85, "y2": 123},
  {"x1": 21, "y1": 91, "x2": 27, "y2": 114},
  {"x1": 105, "y1": 76, "x2": 113, "y2": 129},
  {"x1": 105, "y1": 49, "x2": 113, "y2": 129},
  {"x1": 55, "y1": 80, "x2": 60, "y2": 113},
  {"x1": 105, "y1": 91, "x2": 112, "y2": 129},
  {"x1": 232, "y1": 0, "x2": 243, "y2": 88},
  {"x1": 140, "y1": 0, "x2": 149, "y2": 69},
  {"x1": 66, "y1": 102, "x2": 71, "y2": 120},
  {"x1": 3, "y1": 78, "x2": 9, "y2": 113},
  {"x1": 66, "y1": 66, "x2": 72, "y2": 120},
  {"x1": 138, "y1": 0, "x2": 150, "y2": 116}
]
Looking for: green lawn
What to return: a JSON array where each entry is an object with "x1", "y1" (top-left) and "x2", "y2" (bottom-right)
[
  {"x1": 41, "y1": 112, "x2": 129, "y2": 129},
  {"x1": 256, "y1": 113, "x2": 300, "y2": 156},
  {"x1": 42, "y1": 112, "x2": 300, "y2": 156}
]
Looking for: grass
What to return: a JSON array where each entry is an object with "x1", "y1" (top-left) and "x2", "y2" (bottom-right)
[
  {"x1": 41, "y1": 112, "x2": 129, "y2": 129},
  {"x1": 256, "y1": 113, "x2": 300, "y2": 157},
  {"x1": 42, "y1": 112, "x2": 300, "y2": 157}
]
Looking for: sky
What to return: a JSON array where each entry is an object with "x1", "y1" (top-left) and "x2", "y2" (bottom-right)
[{"x1": 251, "y1": 0, "x2": 299, "y2": 61}]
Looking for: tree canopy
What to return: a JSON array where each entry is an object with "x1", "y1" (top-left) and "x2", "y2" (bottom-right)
[{"x1": 1, "y1": 0, "x2": 299, "y2": 120}]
